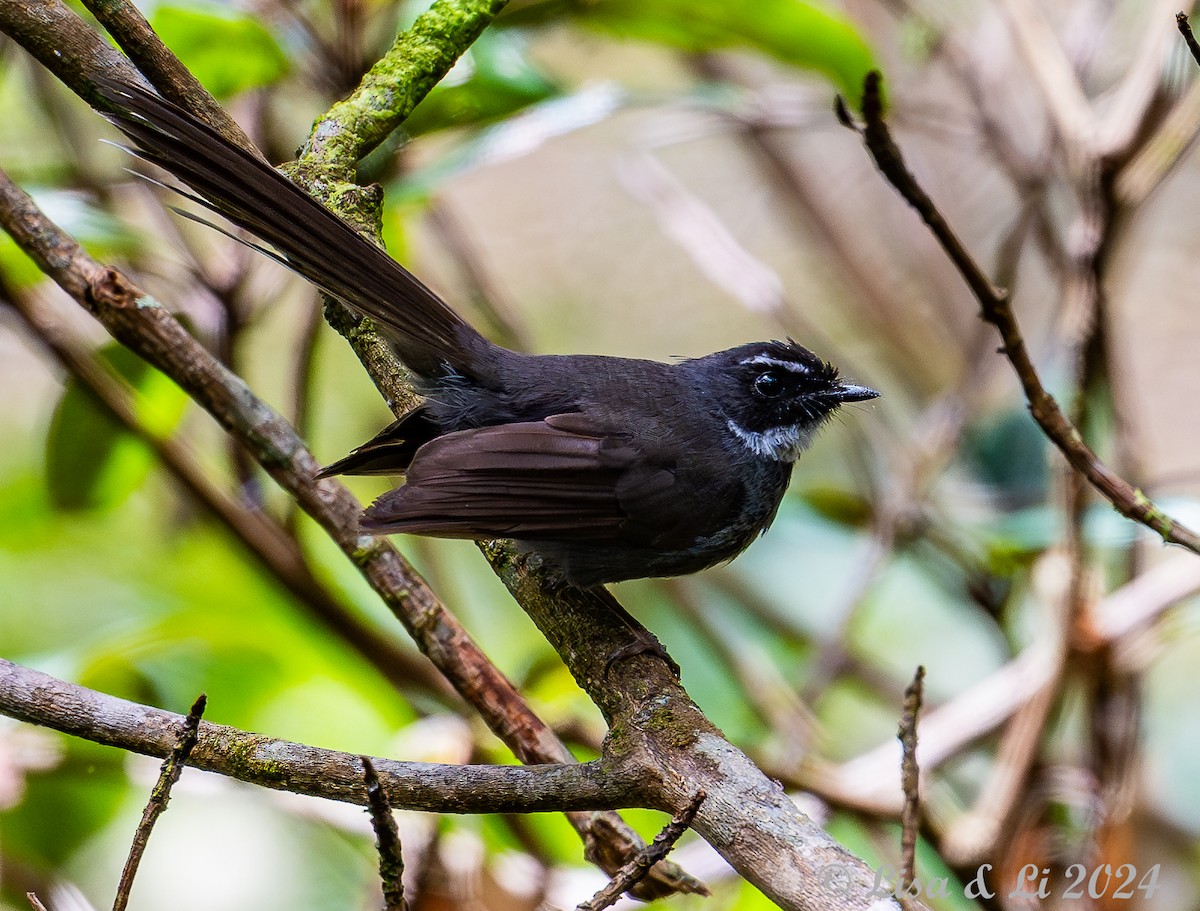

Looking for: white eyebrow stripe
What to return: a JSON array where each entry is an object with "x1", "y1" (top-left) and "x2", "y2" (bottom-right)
[{"x1": 738, "y1": 354, "x2": 811, "y2": 373}]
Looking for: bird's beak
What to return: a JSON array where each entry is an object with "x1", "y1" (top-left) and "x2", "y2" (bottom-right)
[{"x1": 832, "y1": 383, "x2": 880, "y2": 403}]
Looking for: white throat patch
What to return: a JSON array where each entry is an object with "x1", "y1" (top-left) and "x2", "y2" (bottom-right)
[{"x1": 726, "y1": 419, "x2": 815, "y2": 462}]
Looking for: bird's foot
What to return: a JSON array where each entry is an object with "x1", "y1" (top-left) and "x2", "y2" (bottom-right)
[{"x1": 603, "y1": 630, "x2": 681, "y2": 679}]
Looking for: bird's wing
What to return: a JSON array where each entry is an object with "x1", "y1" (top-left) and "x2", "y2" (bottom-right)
[{"x1": 359, "y1": 414, "x2": 681, "y2": 542}]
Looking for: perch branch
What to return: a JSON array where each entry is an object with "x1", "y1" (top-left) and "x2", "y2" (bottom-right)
[{"x1": 0, "y1": 658, "x2": 629, "y2": 814}]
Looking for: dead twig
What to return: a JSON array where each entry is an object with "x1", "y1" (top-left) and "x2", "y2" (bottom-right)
[
  {"x1": 897, "y1": 668, "x2": 924, "y2": 892},
  {"x1": 362, "y1": 756, "x2": 408, "y2": 911},
  {"x1": 1178, "y1": 11, "x2": 1200, "y2": 67},
  {"x1": 576, "y1": 791, "x2": 707, "y2": 911},
  {"x1": 113, "y1": 694, "x2": 207, "y2": 911}
]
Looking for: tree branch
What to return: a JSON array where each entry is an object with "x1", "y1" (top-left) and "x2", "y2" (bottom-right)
[
  {"x1": 361, "y1": 756, "x2": 409, "y2": 911},
  {"x1": 0, "y1": 6, "x2": 924, "y2": 905},
  {"x1": 80, "y1": 0, "x2": 256, "y2": 152},
  {"x1": 0, "y1": 658, "x2": 630, "y2": 814},
  {"x1": 113, "y1": 694, "x2": 206, "y2": 911},
  {"x1": 842, "y1": 73, "x2": 1200, "y2": 555}
]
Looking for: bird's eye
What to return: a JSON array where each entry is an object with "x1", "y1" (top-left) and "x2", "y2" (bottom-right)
[{"x1": 753, "y1": 370, "x2": 785, "y2": 398}]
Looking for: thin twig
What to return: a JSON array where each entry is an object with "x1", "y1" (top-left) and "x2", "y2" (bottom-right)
[
  {"x1": 27, "y1": 894, "x2": 49, "y2": 911},
  {"x1": 1178, "y1": 12, "x2": 1200, "y2": 66},
  {"x1": 362, "y1": 756, "x2": 408, "y2": 911},
  {"x1": 897, "y1": 667, "x2": 924, "y2": 892},
  {"x1": 113, "y1": 694, "x2": 207, "y2": 911},
  {"x1": 840, "y1": 73, "x2": 1200, "y2": 555},
  {"x1": 576, "y1": 791, "x2": 707, "y2": 911}
]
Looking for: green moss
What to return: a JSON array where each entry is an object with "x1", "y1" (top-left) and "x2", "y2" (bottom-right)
[
  {"x1": 223, "y1": 735, "x2": 289, "y2": 785},
  {"x1": 1133, "y1": 487, "x2": 1172, "y2": 540}
]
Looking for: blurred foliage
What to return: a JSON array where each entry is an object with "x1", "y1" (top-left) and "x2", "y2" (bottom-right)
[
  {"x1": 45, "y1": 344, "x2": 188, "y2": 511},
  {"x1": 1, "y1": 0, "x2": 1200, "y2": 910},
  {"x1": 0, "y1": 192, "x2": 139, "y2": 290},
  {"x1": 566, "y1": 0, "x2": 878, "y2": 104},
  {"x1": 149, "y1": 3, "x2": 289, "y2": 98}
]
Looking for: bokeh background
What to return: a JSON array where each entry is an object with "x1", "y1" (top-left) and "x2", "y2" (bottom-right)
[{"x1": 3, "y1": 0, "x2": 1200, "y2": 908}]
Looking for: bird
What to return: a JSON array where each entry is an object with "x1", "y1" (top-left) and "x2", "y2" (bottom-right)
[{"x1": 93, "y1": 77, "x2": 879, "y2": 589}]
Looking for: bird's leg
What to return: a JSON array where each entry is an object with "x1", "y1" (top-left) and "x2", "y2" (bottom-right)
[{"x1": 594, "y1": 589, "x2": 681, "y2": 678}]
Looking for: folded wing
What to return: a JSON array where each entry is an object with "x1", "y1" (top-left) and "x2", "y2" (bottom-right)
[{"x1": 360, "y1": 414, "x2": 679, "y2": 542}]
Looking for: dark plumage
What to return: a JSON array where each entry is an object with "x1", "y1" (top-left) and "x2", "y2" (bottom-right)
[{"x1": 94, "y1": 79, "x2": 878, "y2": 587}]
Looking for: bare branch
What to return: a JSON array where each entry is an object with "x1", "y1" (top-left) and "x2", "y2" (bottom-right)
[
  {"x1": 897, "y1": 668, "x2": 924, "y2": 891},
  {"x1": 113, "y1": 694, "x2": 206, "y2": 911},
  {"x1": 0, "y1": 658, "x2": 630, "y2": 814},
  {"x1": 0, "y1": 0, "x2": 149, "y2": 109},
  {"x1": 79, "y1": 0, "x2": 255, "y2": 152},
  {"x1": 1178, "y1": 11, "x2": 1200, "y2": 67},
  {"x1": 362, "y1": 757, "x2": 408, "y2": 911},
  {"x1": 844, "y1": 72, "x2": 1200, "y2": 555},
  {"x1": 577, "y1": 792, "x2": 706, "y2": 911}
]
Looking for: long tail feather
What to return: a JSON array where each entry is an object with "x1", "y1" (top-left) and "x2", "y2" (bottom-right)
[{"x1": 94, "y1": 77, "x2": 481, "y2": 376}]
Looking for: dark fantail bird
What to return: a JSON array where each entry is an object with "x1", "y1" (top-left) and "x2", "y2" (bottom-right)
[{"x1": 94, "y1": 78, "x2": 879, "y2": 588}]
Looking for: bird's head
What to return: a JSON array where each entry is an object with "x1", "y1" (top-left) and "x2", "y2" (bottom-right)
[{"x1": 690, "y1": 340, "x2": 879, "y2": 462}]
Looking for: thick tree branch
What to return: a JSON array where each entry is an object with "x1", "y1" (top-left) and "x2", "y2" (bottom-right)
[
  {"x1": 0, "y1": 658, "x2": 630, "y2": 814},
  {"x1": 484, "y1": 546, "x2": 908, "y2": 911},
  {"x1": 0, "y1": 0, "x2": 148, "y2": 109},
  {"x1": 298, "y1": 0, "x2": 508, "y2": 172}
]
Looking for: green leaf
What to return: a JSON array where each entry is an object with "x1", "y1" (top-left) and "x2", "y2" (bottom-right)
[
  {"x1": 405, "y1": 30, "x2": 562, "y2": 135},
  {"x1": 578, "y1": 0, "x2": 878, "y2": 102},
  {"x1": 150, "y1": 3, "x2": 289, "y2": 98},
  {"x1": 45, "y1": 343, "x2": 188, "y2": 511}
]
